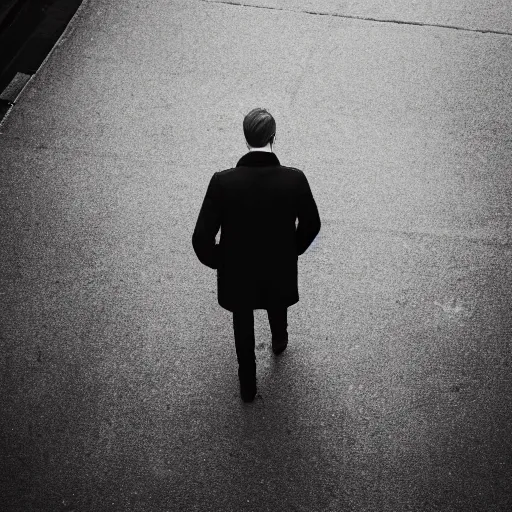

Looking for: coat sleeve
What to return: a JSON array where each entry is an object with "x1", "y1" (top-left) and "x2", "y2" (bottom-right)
[
  {"x1": 295, "y1": 171, "x2": 321, "y2": 256},
  {"x1": 192, "y1": 172, "x2": 221, "y2": 269}
]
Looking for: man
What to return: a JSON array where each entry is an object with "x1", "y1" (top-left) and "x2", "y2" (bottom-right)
[{"x1": 192, "y1": 108, "x2": 321, "y2": 402}]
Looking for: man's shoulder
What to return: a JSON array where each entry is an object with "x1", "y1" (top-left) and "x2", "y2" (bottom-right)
[
  {"x1": 216, "y1": 167, "x2": 237, "y2": 177},
  {"x1": 216, "y1": 164, "x2": 304, "y2": 177},
  {"x1": 278, "y1": 165, "x2": 304, "y2": 175}
]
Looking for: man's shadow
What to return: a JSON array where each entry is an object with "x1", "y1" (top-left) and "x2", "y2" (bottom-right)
[{"x1": 219, "y1": 309, "x2": 353, "y2": 511}]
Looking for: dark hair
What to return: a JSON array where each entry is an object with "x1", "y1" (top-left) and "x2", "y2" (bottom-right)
[{"x1": 243, "y1": 108, "x2": 276, "y2": 147}]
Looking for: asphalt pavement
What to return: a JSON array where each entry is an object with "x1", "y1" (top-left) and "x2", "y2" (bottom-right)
[{"x1": 1, "y1": 0, "x2": 511, "y2": 510}]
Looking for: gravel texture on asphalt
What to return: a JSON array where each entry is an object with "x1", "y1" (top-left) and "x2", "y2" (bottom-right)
[{"x1": 1, "y1": 1, "x2": 511, "y2": 510}]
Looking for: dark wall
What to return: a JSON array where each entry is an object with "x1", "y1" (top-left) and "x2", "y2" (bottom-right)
[{"x1": 0, "y1": 0, "x2": 82, "y2": 92}]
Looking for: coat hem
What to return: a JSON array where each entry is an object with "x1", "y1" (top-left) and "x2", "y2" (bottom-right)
[{"x1": 218, "y1": 297, "x2": 299, "y2": 313}]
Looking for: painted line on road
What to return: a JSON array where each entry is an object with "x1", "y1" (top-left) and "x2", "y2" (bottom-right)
[{"x1": 201, "y1": 0, "x2": 512, "y2": 37}]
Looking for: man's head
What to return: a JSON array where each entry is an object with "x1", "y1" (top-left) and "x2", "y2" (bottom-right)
[{"x1": 243, "y1": 108, "x2": 276, "y2": 148}]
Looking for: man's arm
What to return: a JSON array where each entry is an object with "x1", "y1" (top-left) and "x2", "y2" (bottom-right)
[
  {"x1": 192, "y1": 173, "x2": 221, "y2": 269},
  {"x1": 296, "y1": 171, "x2": 321, "y2": 256}
]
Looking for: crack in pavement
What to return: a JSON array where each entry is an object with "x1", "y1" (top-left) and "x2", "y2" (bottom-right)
[{"x1": 200, "y1": 0, "x2": 512, "y2": 37}]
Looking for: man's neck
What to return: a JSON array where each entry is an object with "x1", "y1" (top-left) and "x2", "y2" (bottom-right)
[{"x1": 248, "y1": 142, "x2": 273, "y2": 153}]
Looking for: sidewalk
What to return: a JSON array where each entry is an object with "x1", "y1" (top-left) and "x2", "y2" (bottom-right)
[{"x1": 1, "y1": 0, "x2": 511, "y2": 510}]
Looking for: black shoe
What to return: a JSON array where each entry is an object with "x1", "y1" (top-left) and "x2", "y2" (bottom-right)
[
  {"x1": 272, "y1": 339, "x2": 288, "y2": 355},
  {"x1": 238, "y1": 367, "x2": 256, "y2": 402},
  {"x1": 240, "y1": 380, "x2": 257, "y2": 402}
]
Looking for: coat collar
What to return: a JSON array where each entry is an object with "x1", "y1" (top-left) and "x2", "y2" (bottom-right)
[{"x1": 236, "y1": 151, "x2": 280, "y2": 168}]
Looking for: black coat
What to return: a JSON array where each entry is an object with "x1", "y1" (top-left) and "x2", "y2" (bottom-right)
[{"x1": 192, "y1": 151, "x2": 321, "y2": 312}]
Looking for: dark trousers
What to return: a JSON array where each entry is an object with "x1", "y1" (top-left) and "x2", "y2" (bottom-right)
[{"x1": 232, "y1": 308, "x2": 288, "y2": 383}]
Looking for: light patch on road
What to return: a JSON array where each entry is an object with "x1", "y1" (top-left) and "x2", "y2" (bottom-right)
[{"x1": 433, "y1": 298, "x2": 472, "y2": 318}]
